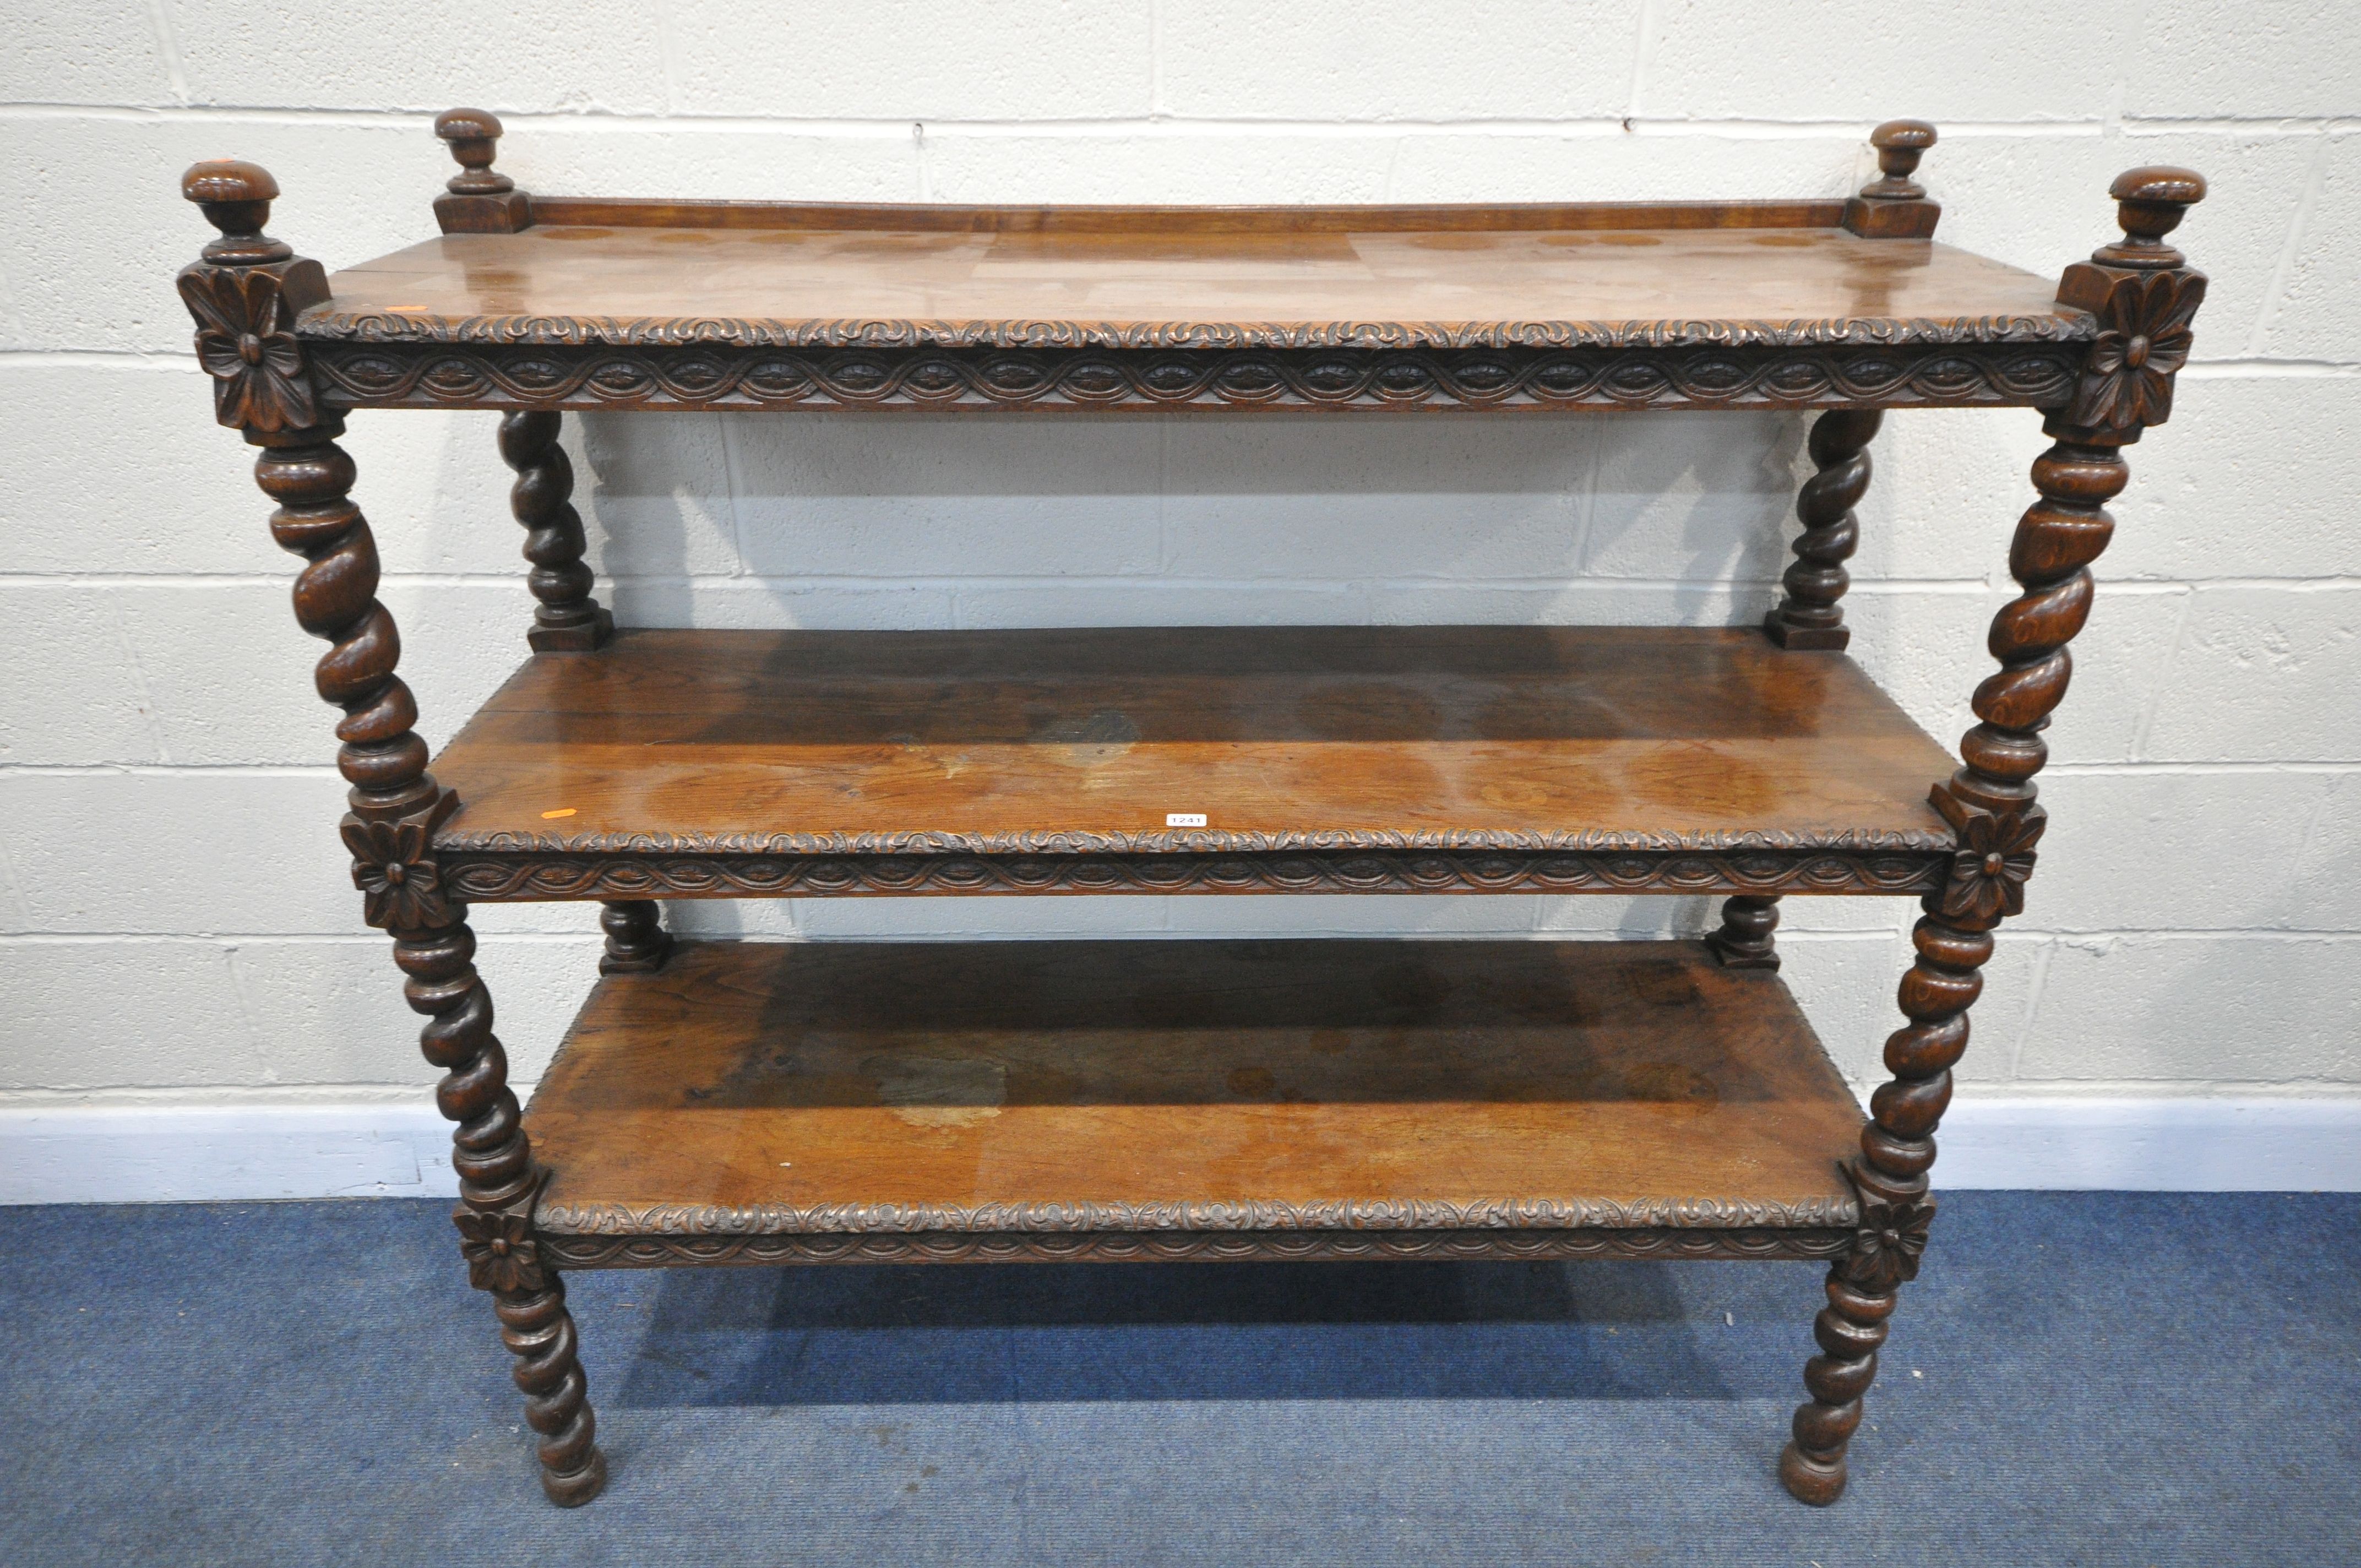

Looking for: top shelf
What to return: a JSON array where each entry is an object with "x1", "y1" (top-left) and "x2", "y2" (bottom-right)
[
  {"x1": 284, "y1": 110, "x2": 2113, "y2": 416},
  {"x1": 189, "y1": 115, "x2": 2207, "y2": 415},
  {"x1": 302, "y1": 200, "x2": 2087, "y2": 357}
]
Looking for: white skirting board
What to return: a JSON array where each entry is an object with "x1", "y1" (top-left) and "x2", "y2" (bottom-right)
[
  {"x1": 0, "y1": 1103, "x2": 461, "y2": 1205},
  {"x1": 2, "y1": 1097, "x2": 2359, "y2": 1205}
]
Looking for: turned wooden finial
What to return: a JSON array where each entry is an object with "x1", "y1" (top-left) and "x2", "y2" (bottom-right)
[
  {"x1": 1842, "y1": 120, "x2": 1940, "y2": 238},
  {"x1": 436, "y1": 107, "x2": 513, "y2": 194},
  {"x1": 181, "y1": 159, "x2": 292, "y2": 265},
  {"x1": 177, "y1": 159, "x2": 329, "y2": 431},
  {"x1": 433, "y1": 107, "x2": 534, "y2": 233},
  {"x1": 1862, "y1": 119, "x2": 1936, "y2": 200},
  {"x1": 2095, "y1": 166, "x2": 2207, "y2": 269},
  {"x1": 2051, "y1": 164, "x2": 2209, "y2": 432}
]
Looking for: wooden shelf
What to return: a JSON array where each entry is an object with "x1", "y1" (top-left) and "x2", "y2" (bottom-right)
[
  {"x1": 428, "y1": 625, "x2": 1960, "y2": 902},
  {"x1": 295, "y1": 198, "x2": 2095, "y2": 413},
  {"x1": 524, "y1": 937, "x2": 1864, "y2": 1267},
  {"x1": 310, "y1": 203, "x2": 2077, "y2": 351},
  {"x1": 174, "y1": 116, "x2": 2223, "y2": 1506}
]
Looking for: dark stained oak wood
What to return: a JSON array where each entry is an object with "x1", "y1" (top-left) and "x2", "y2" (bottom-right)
[
  {"x1": 1780, "y1": 165, "x2": 2212, "y2": 1509},
  {"x1": 1765, "y1": 409, "x2": 1881, "y2": 650},
  {"x1": 306, "y1": 144, "x2": 2090, "y2": 415},
  {"x1": 303, "y1": 221, "x2": 2080, "y2": 353},
  {"x1": 1707, "y1": 894, "x2": 1782, "y2": 970},
  {"x1": 595, "y1": 900, "x2": 670, "y2": 975},
  {"x1": 181, "y1": 161, "x2": 607, "y2": 1507},
  {"x1": 424, "y1": 626, "x2": 1961, "y2": 897},
  {"x1": 524, "y1": 938, "x2": 1865, "y2": 1248},
  {"x1": 174, "y1": 123, "x2": 2221, "y2": 1510},
  {"x1": 497, "y1": 411, "x2": 611, "y2": 651},
  {"x1": 433, "y1": 106, "x2": 532, "y2": 235},
  {"x1": 525, "y1": 196, "x2": 1854, "y2": 234},
  {"x1": 253, "y1": 420, "x2": 606, "y2": 1506},
  {"x1": 1843, "y1": 120, "x2": 1943, "y2": 239}
]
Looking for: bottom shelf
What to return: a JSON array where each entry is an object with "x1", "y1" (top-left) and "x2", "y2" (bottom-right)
[{"x1": 524, "y1": 938, "x2": 1866, "y2": 1267}]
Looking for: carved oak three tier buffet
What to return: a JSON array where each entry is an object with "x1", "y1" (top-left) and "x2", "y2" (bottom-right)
[{"x1": 174, "y1": 112, "x2": 2209, "y2": 1507}]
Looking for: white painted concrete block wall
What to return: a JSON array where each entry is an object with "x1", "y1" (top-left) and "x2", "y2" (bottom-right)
[{"x1": 2, "y1": 1, "x2": 2357, "y2": 1197}]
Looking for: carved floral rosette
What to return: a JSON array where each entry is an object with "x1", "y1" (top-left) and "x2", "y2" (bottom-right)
[
  {"x1": 454, "y1": 1205, "x2": 548, "y2": 1293},
  {"x1": 1840, "y1": 1162, "x2": 1936, "y2": 1294},
  {"x1": 1929, "y1": 793, "x2": 2046, "y2": 923},
  {"x1": 341, "y1": 808, "x2": 454, "y2": 930},
  {"x1": 2066, "y1": 268, "x2": 2205, "y2": 432},
  {"x1": 178, "y1": 265, "x2": 319, "y2": 432}
]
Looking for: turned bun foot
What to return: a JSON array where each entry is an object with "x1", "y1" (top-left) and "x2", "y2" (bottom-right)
[
  {"x1": 1778, "y1": 1440, "x2": 1847, "y2": 1505},
  {"x1": 541, "y1": 1448, "x2": 608, "y2": 1507}
]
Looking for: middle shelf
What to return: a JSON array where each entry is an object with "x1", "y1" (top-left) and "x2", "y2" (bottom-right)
[{"x1": 429, "y1": 624, "x2": 1959, "y2": 902}]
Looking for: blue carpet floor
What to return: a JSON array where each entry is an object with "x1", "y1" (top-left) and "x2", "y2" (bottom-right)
[{"x1": 1, "y1": 1193, "x2": 2355, "y2": 1566}]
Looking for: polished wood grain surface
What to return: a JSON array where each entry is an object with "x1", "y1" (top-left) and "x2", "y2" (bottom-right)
[
  {"x1": 427, "y1": 627, "x2": 1958, "y2": 855},
  {"x1": 527, "y1": 197, "x2": 1857, "y2": 233},
  {"x1": 525, "y1": 938, "x2": 1864, "y2": 1231},
  {"x1": 303, "y1": 219, "x2": 2080, "y2": 347}
]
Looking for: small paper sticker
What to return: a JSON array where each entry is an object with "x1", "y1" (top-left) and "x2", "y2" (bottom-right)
[{"x1": 1165, "y1": 812, "x2": 1207, "y2": 827}]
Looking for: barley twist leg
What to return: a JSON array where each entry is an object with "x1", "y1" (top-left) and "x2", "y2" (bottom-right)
[
  {"x1": 255, "y1": 418, "x2": 606, "y2": 1506},
  {"x1": 397, "y1": 917, "x2": 606, "y2": 1504},
  {"x1": 1779, "y1": 1271, "x2": 1896, "y2": 1502},
  {"x1": 1765, "y1": 409, "x2": 1880, "y2": 650},
  {"x1": 184, "y1": 153, "x2": 643, "y2": 1512},
  {"x1": 1779, "y1": 431, "x2": 2127, "y2": 1504},
  {"x1": 497, "y1": 1280, "x2": 608, "y2": 1505},
  {"x1": 499, "y1": 410, "x2": 612, "y2": 652}
]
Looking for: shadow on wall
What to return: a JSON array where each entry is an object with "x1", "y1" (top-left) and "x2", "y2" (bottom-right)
[{"x1": 561, "y1": 410, "x2": 1809, "y2": 630}]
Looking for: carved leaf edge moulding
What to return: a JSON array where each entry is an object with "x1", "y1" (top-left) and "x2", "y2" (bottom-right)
[
  {"x1": 300, "y1": 309, "x2": 2096, "y2": 352},
  {"x1": 443, "y1": 848, "x2": 1949, "y2": 900},
  {"x1": 438, "y1": 825, "x2": 1957, "y2": 856},
  {"x1": 540, "y1": 1227, "x2": 1858, "y2": 1267},
  {"x1": 309, "y1": 340, "x2": 2086, "y2": 413},
  {"x1": 534, "y1": 1194, "x2": 1860, "y2": 1237}
]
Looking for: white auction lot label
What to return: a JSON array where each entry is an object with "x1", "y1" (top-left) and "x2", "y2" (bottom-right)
[{"x1": 1165, "y1": 813, "x2": 1208, "y2": 827}]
